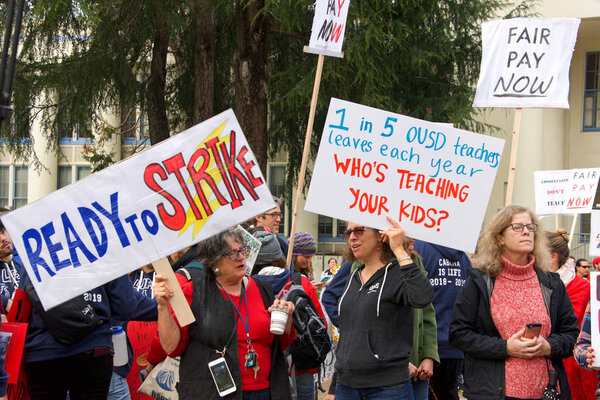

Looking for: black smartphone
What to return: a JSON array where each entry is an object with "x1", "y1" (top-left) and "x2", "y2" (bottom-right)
[{"x1": 523, "y1": 323, "x2": 542, "y2": 339}]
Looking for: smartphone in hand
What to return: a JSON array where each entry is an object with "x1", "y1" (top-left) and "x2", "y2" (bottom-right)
[{"x1": 523, "y1": 323, "x2": 542, "y2": 339}]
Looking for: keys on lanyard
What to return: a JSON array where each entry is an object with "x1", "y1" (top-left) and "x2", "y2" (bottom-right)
[
  {"x1": 244, "y1": 347, "x2": 260, "y2": 379},
  {"x1": 244, "y1": 338, "x2": 260, "y2": 379}
]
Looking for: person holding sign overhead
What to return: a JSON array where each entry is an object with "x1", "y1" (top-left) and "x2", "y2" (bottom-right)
[
  {"x1": 334, "y1": 216, "x2": 434, "y2": 400},
  {"x1": 449, "y1": 205, "x2": 579, "y2": 400},
  {"x1": 153, "y1": 228, "x2": 295, "y2": 399}
]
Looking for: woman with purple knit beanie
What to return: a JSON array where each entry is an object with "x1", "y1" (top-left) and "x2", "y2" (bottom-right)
[{"x1": 291, "y1": 232, "x2": 317, "y2": 279}]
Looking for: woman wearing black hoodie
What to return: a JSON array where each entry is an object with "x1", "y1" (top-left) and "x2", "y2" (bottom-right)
[{"x1": 335, "y1": 217, "x2": 434, "y2": 400}]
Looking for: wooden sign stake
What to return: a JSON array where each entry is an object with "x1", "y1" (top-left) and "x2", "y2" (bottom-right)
[
  {"x1": 152, "y1": 257, "x2": 196, "y2": 326},
  {"x1": 505, "y1": 108, "x2": 522, "y2": 206},
  {"x1": 286, "y1": 53, "x2": 325, "y2": 267}
]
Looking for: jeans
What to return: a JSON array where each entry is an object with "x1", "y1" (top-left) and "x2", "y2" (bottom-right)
[
  {"x1": 411, "y1": 379, "x2": 429, "y2": 400},
  {"x1": 24, "y1": 350, "x2": 113, "y2": 400},
  {"x1": 296, "y1": 373, "x2": 316, "y2": 400},
  {"x1": 242, "y1": 388, "x2": 271, "y2": 400},
  {"x1": 336, "y1": 380, "x2": 415, "y2": 400},
  {"x1": 107, "y1": 372, "x2": 131, "y2": 400}
]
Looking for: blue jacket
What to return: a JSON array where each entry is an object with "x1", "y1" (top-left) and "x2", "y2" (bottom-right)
[
  {"x1": 321, "y1": 260, "x2": 352, "y2": 327},
  {"x1": 113, "y1": 289, "x2": 157, "y2": 378},
  {"x1": 413, "y1": 240, "x2": 471, "y2": 359},
  {"x1": 21, "y1": 274, "x2": 141, "y2": 363},
  {"x1": 0, "y1": 259, "x2": 24, "y2": 310}
]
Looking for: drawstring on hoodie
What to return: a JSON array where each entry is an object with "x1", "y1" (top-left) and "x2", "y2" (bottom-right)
[
  {"x1": 339, "y1": 262, "x2": 393, "y2": 318},
  {"x1": 338, "y1": 268, "x2": 359, "y2": 318},
  {"x1": 377, "y1": 263, "x2": 391, "y2": 318}
]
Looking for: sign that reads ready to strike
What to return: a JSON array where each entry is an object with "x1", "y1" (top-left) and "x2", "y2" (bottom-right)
[
  {"x1": 2, "y1": 109, "x2": 275, "y2": 310},
  {"x1": 305, "y1": 98, "x2": 505, "y2": 253}
]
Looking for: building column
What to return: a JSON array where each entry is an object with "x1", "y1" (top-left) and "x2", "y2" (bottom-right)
[{"x1": 27, "y1": 93, "x2": 57, "y2": 202}]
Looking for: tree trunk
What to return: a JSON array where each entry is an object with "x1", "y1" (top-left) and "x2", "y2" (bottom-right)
[
  {"x1": 193, "y1": 0, "x2": 214, "y2": 125},
  {"x1": 234, "y1": 0, "x2": 268, "y2": 175},
  {"x1": 145, "y1": 3, "x2": 170, "y2": 145}
]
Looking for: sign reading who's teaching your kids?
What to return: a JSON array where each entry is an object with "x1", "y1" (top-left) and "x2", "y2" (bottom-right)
[{"x1": 305, "y1": 98, "x2": 505, "y2": 253}]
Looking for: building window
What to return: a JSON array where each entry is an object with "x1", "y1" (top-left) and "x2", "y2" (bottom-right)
[
  {"x1": 0, "y1": 166, "x2": 9, "y2": 208},
  {"x1": 12, "y1": 166, "x2": 27, "y2": 209},
  {"x1": 76, "y1": 166, "x2": 92, "y2": 181},
  {"x1": 337, "y1": 218, "x2": 347, "y2": 234},
  {"x1": 580, "y1": 183, "x2": 600, "y2": 242},
  {"x1": 268, "y1": 164, "x2": 286, "y2": 234},
  {"x1": 584, "y1": 51, "x2": 600, "y2": 131},
  {"x1": 57, "y1": 166, "x2": 72, "y2": 189},
  {"x1": 318, "y1": 215, "x2": 333, "y2": 237},
  {"x1": 57, "y1": 89, "x2": 93, "y2": 144}
]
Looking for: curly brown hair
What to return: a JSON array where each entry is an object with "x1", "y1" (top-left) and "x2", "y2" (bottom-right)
[{"x1": 472, "y1": 205, "x2": 550, "y2": 277}]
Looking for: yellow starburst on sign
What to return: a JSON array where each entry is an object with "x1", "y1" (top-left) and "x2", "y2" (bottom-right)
[{"x1": 178, "y1": 121, "x2": 233, "y2": 237}]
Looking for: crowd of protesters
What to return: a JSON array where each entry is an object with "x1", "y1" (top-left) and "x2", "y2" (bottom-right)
[{"x1": 0, "y1": 202, "x2": 599, "y2": 400}]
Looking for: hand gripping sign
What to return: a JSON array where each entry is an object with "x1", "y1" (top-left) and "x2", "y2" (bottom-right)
[{"x1": 2, "y1": 109, "x2": 275, "y2": 311}]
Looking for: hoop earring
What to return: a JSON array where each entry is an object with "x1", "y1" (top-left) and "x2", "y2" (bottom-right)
[{"x1": 214, "y1": 268, "x2": 221, "y2": 276}]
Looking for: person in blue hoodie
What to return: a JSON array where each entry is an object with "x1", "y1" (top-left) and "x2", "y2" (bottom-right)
[
  {"x1": 0, "y1": 219, "x2": 24, "y2": 312},
  {"x1": 108, "y1": 286, "x2": 157, "y2": 400},
  {"x1": 413, "y1": 240, "x2": 471, "y2": 400},
  {"x1": 20, "y1": 273, "x2": 142, "y2": 400}
]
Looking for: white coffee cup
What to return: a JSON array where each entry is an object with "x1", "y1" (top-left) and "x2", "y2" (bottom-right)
[{"x1": 270, "y1": 305, "x2": 288, "y2": 335}]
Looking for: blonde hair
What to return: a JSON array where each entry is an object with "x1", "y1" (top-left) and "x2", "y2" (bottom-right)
[
  {"x1": 472, "y1": 205, "x2": 551, "y2": 277},
  {"x1": 545, "y1": 229, "x2": 570, "y2": 267}
]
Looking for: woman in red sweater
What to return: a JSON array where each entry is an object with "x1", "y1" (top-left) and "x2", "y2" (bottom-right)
[
  {"x1": 450, "y1": 205, "x2": 579, "y2": 400},
  {"x1": 546, "y1": 230, "x2": 598, "y2": 400}
]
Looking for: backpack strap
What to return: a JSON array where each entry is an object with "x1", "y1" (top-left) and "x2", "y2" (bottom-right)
[
  {"x1": 291, "y1": 271, "x2": 302, "y2": 287},
  {"x1": 176, "y1": 267, "x2": 192, "y2": 281}
]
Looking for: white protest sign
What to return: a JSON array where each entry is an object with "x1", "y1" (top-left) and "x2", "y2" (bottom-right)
[
  {"x1": 534, "y1": 169, "x2": 570, "y2": 215},
  {"x1": 3, "y1": 109, "x2": 275, "y2": 310},
  {"x1": 306, "y1": 0, "x2": 350, "y2": 58},
  {"x1": 562, "y1": 168, "x2": 600, "y2": 214},
  {"x1": 591, "y1": 272, "x2": 600, "y2": 368},
  {"x1": 473, "y1": 18, "x2": 580, "y2": 108},
  {"x1": 305, "y1": 98, "x2": 505, "y2": 253},
  {"x1": 590, "y1": 211, "x2": 600, "y2": 258}
]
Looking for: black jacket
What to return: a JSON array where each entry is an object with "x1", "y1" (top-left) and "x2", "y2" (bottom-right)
[
  {"x1": 178, "y1": 276, "x2": 291, "y2": 400},
  {"x1": 449, "y1": 267, "x2": 579, "y2": 400},
  {"x1": 336, "y1": 260, "x2": 434, "y2": 388}
]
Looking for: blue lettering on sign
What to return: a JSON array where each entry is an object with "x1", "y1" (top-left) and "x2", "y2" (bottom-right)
[
  {"x1": 62, "y1": 212, "x2": 98, "y2": 267},
  {"x1": 21, "y1": 191, "x2": 162, "y2": 283}
]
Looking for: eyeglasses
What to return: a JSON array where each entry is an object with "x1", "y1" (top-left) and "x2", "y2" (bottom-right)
[
  {"x1": 579, "y1": 265, "x2": 590, "y2": 269},
  {"x1": 501, "y1": 223, "x2": 538, "y2": 233},
  {"x1": 343, "y1": 226, "x2": 367, "y2": 239},
  {"x1": 263, "y1": 212, "x2": 282, "y2": 219},
  {"x1": 223, "y1": 246, "x2": 250, "y2": 261}
]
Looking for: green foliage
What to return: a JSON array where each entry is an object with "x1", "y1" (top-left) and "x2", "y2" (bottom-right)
[
  {"x1": 268, "y1": 0, "x2": 534, "y2": 192},
  {"x1": 2, "y1": 0, "x2": 533, "y2": 187}
]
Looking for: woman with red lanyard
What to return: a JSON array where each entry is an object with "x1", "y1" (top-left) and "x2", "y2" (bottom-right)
[{"x1": 153, "y1": 228, "x2": 296, "y2": 400}]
